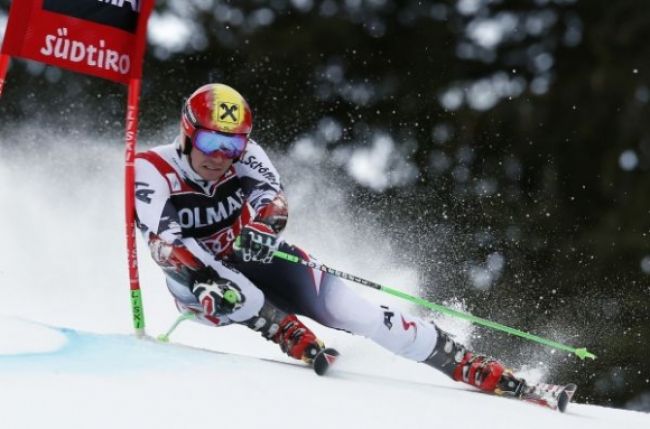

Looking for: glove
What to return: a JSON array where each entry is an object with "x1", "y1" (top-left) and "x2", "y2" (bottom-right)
[
  {"x1": 191, "y1": 274, "x2": 244, "y2": 316},
  {"x1": 236, "y1": 222, "x2": 279, "y2": 264}
]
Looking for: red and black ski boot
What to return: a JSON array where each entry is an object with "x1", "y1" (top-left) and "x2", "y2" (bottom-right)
[
  {"x1": 273, "y1": 314, "x2": 339, "y2": 375},
  {"x1": 423, "y1": 327, "x2": 577, "y2": 411},
  {"x1": 452, "y1": 352, "x2": 510, "y2": 392},
  {"x1": 273, "y1": 314, "x2": 322, "y2": 362},
  {"x1": 424, "y1": 326, "x2": 520, "y2": 392},
  {"x1": 245, "y1": 302, "x2": 339, "y2": 375}
]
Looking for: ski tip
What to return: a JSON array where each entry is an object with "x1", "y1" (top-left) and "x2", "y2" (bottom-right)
[
  {"x1": 558, "y1": 383, "x2": 578, "y2": 413},
  {"x1": 313, "y1": 347, "x2": 339, "y2": 376}
]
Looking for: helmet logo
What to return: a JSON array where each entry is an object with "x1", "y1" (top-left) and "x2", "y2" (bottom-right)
[{"x1": 216, "y1": 102, "x2": 241, "y2": 125}]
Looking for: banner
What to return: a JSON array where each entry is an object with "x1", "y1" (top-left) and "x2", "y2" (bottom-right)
[
  {"x1": 0, "y1": 1, "x2": 154, "y2": 335},
  {"x1": 1, "y1": 0, "x2": 153, "y2": 84}
]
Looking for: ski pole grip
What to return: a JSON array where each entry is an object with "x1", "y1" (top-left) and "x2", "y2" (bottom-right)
[{"x1": 273, "y1": 250, "x2": 300, "y2": 263}]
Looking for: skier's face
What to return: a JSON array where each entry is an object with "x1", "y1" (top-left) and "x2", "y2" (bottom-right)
[{"x1": 189, "y1": 146, "x2": 234, "y2": 181}]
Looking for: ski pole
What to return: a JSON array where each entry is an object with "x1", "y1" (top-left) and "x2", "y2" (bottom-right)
[
  {"x1": 157, "y1": 312, "x2": 197, "y2": 342},
  {"x1": 273, "y1": 250, "x2": 596, "y2": 361}
]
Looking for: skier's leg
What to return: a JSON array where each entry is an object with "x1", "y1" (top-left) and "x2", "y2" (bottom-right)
[
  {"x1": 317, "y1": 270, "x2": 520, "y2": 392},
  {"x1": 235, "y1": 243, "x2": 519, "y2": 391},
  {"x1": 233, "y1": 244, "x2": 436, "y2": 359},
  {"x1": 309, "y1": 271, "x2": 439, "y2": 361},
  {"x1": 165, "y1": 268, "x2": 326, "y2": 363},
  {"x1": 150, "y1": 232, "x2": 326, "y2": 364}
]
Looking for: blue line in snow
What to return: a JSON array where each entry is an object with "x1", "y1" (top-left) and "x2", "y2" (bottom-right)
[{"x1": 0, "y1": 327, "x2": 217, "y2": 374}]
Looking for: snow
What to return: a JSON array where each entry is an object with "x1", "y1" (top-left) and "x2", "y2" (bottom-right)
[
  {"x1": 1, "y1": 130, "x2": 649, "y2": 428},
  {"x1": 2, "y1": 318, "x2": 649, "y2": 429},
  {"x1": 0, "y1": 318, "x2": 67, "y2": 354}
]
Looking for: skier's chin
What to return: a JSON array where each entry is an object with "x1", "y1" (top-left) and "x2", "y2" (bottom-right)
[{"x1": 198, "y1": 166, "x2": 225, "y2": 181}]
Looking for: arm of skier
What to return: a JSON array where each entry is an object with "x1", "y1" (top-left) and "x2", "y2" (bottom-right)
[
  {"x1": 134, "y1": 157, "x2": 214, "y2": 265},
  {"x1": 134, "y1": 158, "x2": 242, "y2": 315},
  {"x1": 234, "y1": 140, "x2": 288, "y2": 263}
]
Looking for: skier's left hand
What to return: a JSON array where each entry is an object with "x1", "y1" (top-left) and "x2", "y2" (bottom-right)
[
  {"x1": 191, "y1": 276, "x2": 243, "y2": 316},
  {"x1": 236, "y1": 222, "x2": 279, "y2": 264}
]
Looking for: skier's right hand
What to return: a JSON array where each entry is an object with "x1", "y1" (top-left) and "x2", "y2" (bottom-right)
[
  {"x1": 190, "y1": 269, "x2": 243, "y2": 316},
  {"x1": 236, "y1": 221, "x2": 279, "y2": 264}
]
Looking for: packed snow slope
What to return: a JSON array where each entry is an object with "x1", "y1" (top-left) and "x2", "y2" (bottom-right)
[
  {"x1": 2, "y1": 318, "x2": 649, "y2": 429},
  {"x1": 1, "y1": 129, "x2": 648, "y2": 428}
]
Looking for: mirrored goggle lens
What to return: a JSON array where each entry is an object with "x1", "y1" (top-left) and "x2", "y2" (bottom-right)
[{"x1": 193, "y1": 129, "x2": 247, "y2": 159}]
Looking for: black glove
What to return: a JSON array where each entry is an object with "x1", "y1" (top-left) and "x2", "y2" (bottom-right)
[
  {"x1": 190, "y1": 269, "x2": 243, "y2": 316},
  {"x1": 236, "y1": 221, "x2": 279, "y2": 264}
]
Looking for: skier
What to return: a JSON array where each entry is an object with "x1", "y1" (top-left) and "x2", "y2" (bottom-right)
[{"x1": 134, "y1": 83, "x2": 546, "y2": 398}]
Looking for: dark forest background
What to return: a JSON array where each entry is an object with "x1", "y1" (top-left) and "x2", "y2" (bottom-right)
[{"x1": 1, "y1": 0, "x2": 649, "y2": 410}]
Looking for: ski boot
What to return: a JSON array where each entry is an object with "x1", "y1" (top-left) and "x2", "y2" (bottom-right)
[
  {"x1": 424, "y1": 327, "x2": 577, "y2": 411},
  {"x1": 273, "y1": 314, "x2": 324, "y2": 363},
  {"x1": 423, "y1": 326, "x2": 524, "y2": 393},
  {"x1": 245, "y1": 302, "x2": 338, "y2": 375},
  {"x1": 272, "y1": 314, "x2": 339, "y2": 375}
]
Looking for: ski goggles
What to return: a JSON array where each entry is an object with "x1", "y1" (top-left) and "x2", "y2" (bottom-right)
[{"x1": 192, "y1": 129, "x2": 247, "y2": 159}]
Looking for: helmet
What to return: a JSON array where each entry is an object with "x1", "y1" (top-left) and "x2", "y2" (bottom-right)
[{"x1": 180, "y1": 83, "x2": 253, "y2": 155}]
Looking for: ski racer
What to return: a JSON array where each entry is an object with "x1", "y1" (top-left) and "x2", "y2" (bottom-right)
[{"x1": 135, "y1": 83, "x2": 529, "y2": 395}]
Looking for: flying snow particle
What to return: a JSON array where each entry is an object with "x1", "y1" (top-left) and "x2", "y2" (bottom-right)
[
  {"x1": 619, "y1": 150, "x2": 639, "y2": 171},
  {"x1": 640, "y1": 256, "x2": 650, "y2": 274},
  {"x1": 469, "y1": 267, "x2": 493, "y2": 290},
  {"x1": 439, "y1": 88, "x2": 463, "y2": 111},
  {"x1": 487, "y1": 252, "x2": 505, "y2": 273}
]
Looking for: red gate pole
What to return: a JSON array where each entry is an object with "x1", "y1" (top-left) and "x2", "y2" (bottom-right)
[
  {"x1": 124, "y1": 78, "x2": 146, "y2": 337},
  {"x1": 0, "y1": 54, "x2": 11, "y2": 97}
]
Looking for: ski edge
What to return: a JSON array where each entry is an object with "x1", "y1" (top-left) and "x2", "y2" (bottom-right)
[
  {"x1": 520, "y1": 382, "x2": 578, "y2": 413},
  {"x1": 313, "y1": 347, "x2": 340, "y2": 376},
  {"x1": 557, "y1": 383, "x2": 578, "y2": 413}
]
